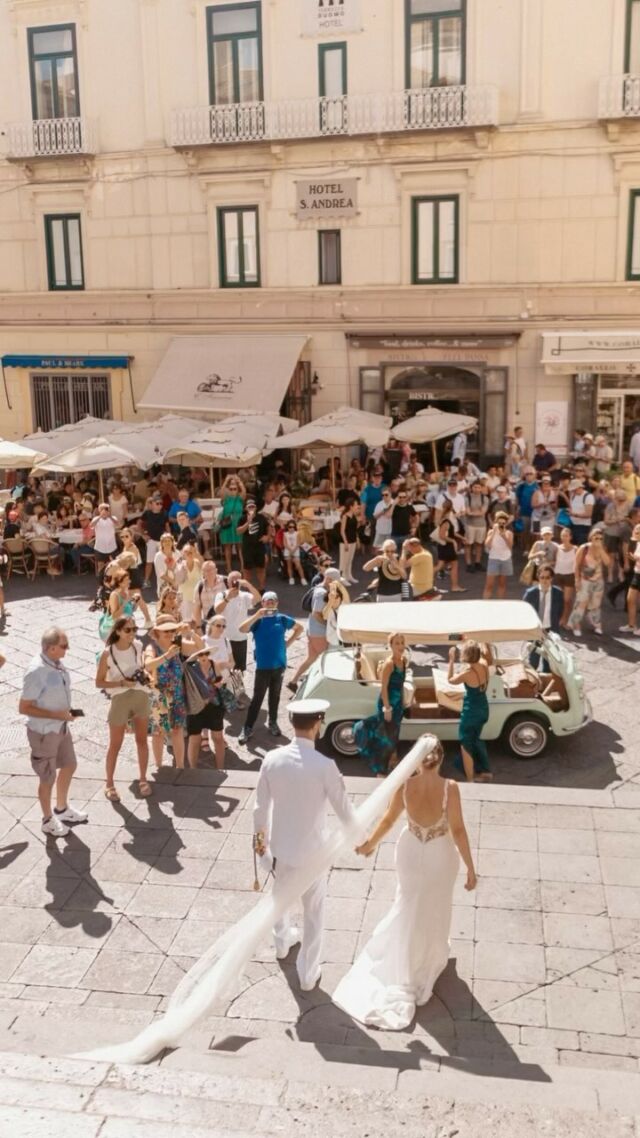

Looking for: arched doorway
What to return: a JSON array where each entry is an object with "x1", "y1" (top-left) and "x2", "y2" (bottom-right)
[{"x1": 387, "y1": 365, "x2": 481, "y2": 465}]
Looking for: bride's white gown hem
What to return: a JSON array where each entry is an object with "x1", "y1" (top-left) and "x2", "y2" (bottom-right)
[{"x1": 333, "y1": 780, "x2": 459, "y2": 1032}]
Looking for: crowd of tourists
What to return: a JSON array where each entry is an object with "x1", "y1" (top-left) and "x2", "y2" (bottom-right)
[{"x1": 8, "y1": 421, "x2": 640, "y2": 836}]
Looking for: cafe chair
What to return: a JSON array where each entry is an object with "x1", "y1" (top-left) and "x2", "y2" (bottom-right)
[
  {"x1": 27, "y1": 538, "x2": 63, "y2": 580},
  {"x1": 3, "y1": 536, "x2": 32, "y2": 579}
]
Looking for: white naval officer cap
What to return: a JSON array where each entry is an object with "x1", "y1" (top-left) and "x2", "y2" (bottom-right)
[{"x1": 287, "y1": 698, "x2": 330, "y2": 719}]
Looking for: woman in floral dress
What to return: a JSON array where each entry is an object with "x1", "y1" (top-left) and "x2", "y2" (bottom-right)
[{"x1": 144, "y1": 617, "x2": 188, "y2": 769}]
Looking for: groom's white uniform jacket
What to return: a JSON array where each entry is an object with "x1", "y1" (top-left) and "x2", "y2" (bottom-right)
[{"x1": 253, "y1": 736, "x2": 355, "y2": 866}]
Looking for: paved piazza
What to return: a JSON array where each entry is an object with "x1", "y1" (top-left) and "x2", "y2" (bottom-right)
[{"x1": 0, "y1": 566, "x2": 640, "y2": 1133}]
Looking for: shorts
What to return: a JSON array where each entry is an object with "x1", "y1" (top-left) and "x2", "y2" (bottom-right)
[
  {"x1": 230, "y1": 639, "x2": 248, "y2": 671},
  {"x1": 28, "y1": 727, "x2": 76, "y2": 785},
  {"x1": 282, "y1": 547, "x2": 300, "y2": 561},
  {"x1": 630, "y1": 573, "x2": 640, "y2": 592},
  {"x1": 465, "y1": 524, "x2": 487, "y2": 545},
  {"x1": 146, "y1": 538, "x2": 160, "y2": 565},
  {"x1": 108, "y1": 689, "x2": 151, "y2": 727},
  {"x1": 438, "y1": 543, "x2": 458, "y2": 564},
  {"x1": 555, "y1": 572, "x2": 575, "y2": 588},
  {"x1": 487, "y1": 557, "x2": 513, "y2": 577},
  {"x1": 603, "y1": 534, "x2": 620, "y2": 554},
  {"x1": 187, "y1": 702, "x2": 224, "y2": 735},
  {"x1": 243, "y1": 545, "x2": 266, "y2": 570}
]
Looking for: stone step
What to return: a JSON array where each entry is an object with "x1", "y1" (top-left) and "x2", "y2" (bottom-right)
[{"x1": 0, "y1": 1044, "x2": 639, "y2": 1138}]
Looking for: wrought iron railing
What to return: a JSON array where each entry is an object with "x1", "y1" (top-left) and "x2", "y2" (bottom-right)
[
  {"x1": 169, "y1": 84, "x2": 499, "y2": 147},
  {"x1": 598, "y1": 75, "x2": 640, "y2": 119},
  {"x1": 5, "y1": 117, "x2": 98, "y2": 158}
]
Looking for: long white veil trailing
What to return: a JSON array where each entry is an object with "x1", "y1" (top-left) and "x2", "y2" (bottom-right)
[{"x1": 77, "y1": 736, "x2": 439, "y2": 1065}]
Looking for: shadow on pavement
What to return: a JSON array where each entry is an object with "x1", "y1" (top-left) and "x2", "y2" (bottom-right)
[
  {"x1": 45, "y1": 832, "x2": 113, "y2": 938},
  {"x1": 0, "y1": 840, "x2": 28, "y2": 870}
]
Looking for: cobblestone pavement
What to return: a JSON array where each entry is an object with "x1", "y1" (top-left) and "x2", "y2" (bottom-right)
[{"x1": 0, "y1": 558, "x2": 640, "y2": 1132}]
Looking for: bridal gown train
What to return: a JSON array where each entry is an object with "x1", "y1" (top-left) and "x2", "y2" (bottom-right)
[{"x1": 333, "y1": 780, "x2": 460, "y2": 1031}]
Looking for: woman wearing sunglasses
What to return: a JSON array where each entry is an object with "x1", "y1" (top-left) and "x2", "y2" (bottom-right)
[
  {"x1": 96, "y1": 617, "x2": 152, "y2": 801},
  {"x1": 187, "y1": 620, "x2": 232, "y2": 771},
  {"x1": 566, "y1": 527, "x2": 610, "y2": 637}
]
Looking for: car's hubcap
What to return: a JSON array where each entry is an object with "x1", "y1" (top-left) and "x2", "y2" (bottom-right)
[
  {"x1": 512, "y1": 722, "x2": 545, "y2": 755},
  {"x1": 333, "y1": 723, "x2": 357, "y2": 754}
]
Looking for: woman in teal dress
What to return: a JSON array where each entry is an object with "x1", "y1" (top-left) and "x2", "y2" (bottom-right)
[
  {"x1": 219, "y1": 475, "x2": 246, "y2": 573},
  {"x1": 354, "y1": 632, "x2": 407, "y2": 777},
  {"x1": 447, "y1": 640, "x2": 492, "y2": 781}
]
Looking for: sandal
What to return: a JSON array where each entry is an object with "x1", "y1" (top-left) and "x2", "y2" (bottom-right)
[
  {"x1": 138, "y1": 780, "x2": 153, "y2": 798},
  {"x1": 104, "y1": 786, "x2": 120, "y2": 802}
]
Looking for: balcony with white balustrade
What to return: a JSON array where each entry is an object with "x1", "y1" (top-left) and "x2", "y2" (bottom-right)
[
  {"x1": 4, "y1": 117, "x2": 98, "y2": 160},
  {"x1": 169, "y1": 85, "x2": 499, "y2": 148},
  {"x1": 598, "y1": 75, "x2": 640, "y2": 120}
]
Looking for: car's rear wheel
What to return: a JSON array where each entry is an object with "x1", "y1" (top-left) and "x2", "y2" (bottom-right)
[
  {"x1": 327, "y1": 720, "x2": 359, "y2": 757},
  {"x1": 504, "y1": 713, "x2": 549, "y2": 758}
]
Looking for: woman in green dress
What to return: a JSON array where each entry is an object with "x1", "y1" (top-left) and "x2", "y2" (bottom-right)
[
  {"x1": 354, "y1": 632, "x2": 408, "y2": 777},
  {"x1": 447, "y1": 640, "x2": 492, "y2": 782},
  {"x1": 219, "y1": 475, "x2": 246, "y2": 573}
]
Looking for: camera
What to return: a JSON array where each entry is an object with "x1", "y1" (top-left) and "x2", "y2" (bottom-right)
[
  {"x1": 131, "y1": 668, "x2": 151, "y2": 687},
  {"x1": 173, "y1": 633, "x2": 182, "y2": 648}
]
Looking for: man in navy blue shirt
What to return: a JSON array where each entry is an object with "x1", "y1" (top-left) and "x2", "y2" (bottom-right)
[
  {"x1": 167, "y1": 487, "x2": 203, "y2": 535},
  {"x1": 238, "y1": 592, "x2": 304, "y2": 744}
]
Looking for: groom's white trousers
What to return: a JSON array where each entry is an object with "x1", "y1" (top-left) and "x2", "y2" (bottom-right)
[{"x1": 272, "y1": 864, "x2": 326, "y2": 988}]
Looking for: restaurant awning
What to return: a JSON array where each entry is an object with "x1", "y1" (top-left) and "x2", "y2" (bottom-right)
[
  {"x1": 541, "y1": 332, "x2": 640, "y2": 375},
  {"x1": 139, "y1": 334, "x2": 308, "y2": 415}
]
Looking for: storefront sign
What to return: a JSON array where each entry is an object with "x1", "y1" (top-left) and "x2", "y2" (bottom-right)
[
  {"x1": 347, "y1": 334, "x2": 518, "y2": 350},
  {"x1": 296, "y1": 179, "x2": 357, "y2": 219},
  {"x1": 301, "y1": 0, "x2": 362, "y2": 36},
  {"x1": 542, "y1": 331, "x2": 640, "y2": 374},
  {"x1": 535, "y1": 401, "x2": 569, "y2": 449}
]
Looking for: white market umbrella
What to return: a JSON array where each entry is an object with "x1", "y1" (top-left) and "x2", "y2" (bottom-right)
[
  {"x1": 0, "y1": 439, "x2": 48, "y2": 469},
  {"x1": 392, "y1": 407, "x2": 477, "y2": 471},
  {"x1": 164, "y1": 413, "x2": 299, "y2": 487},
  {"x1": 265, "y1": 406, "x2": 392, "y2": 503},
  {"x1": 32, "y1": 415, "x2": 204, "y2": 498},
  {"x1": 22, "y1": 415, "x2": 127, "y2": 457}
]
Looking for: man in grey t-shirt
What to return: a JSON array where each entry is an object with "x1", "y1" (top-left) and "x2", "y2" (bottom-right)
[{"x1": 19, "y1": 627, "x2": 87, "y2": 838}]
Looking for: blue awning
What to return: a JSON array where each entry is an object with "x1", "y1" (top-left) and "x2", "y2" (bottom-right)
[{"x1": 1, "y1": 354, "x2": 130, "y2": 369}]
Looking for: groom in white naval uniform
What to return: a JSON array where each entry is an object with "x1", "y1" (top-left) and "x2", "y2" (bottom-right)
[{"x1": 253, "y1": 698, "x2": 356, "y2": 991}]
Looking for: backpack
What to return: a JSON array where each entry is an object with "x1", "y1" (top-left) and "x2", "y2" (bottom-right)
[{"x1": 301, "y1": 585, "x2": 316, "y2": 613}]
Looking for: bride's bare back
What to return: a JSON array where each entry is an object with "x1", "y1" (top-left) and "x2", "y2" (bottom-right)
[{"x1": 403, "y1": 770, "x2": 452, "y2": 827}]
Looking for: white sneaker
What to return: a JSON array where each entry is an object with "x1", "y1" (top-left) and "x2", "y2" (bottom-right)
[
  {"x1": 620, "y1": 625, "x2": 635, "y2": 633},
  {"x1": 300, "y1": 578, "x2": 308, "y2": 586},
  {"x1": 288, "y1": 579, "x2": 295, "y2": 586},
  {"x1": 42, "y1": 815, "x2": 69, "y2": 838},
  {"x1": 55, "y1": 804, "x2": 88, "y2": 824}
]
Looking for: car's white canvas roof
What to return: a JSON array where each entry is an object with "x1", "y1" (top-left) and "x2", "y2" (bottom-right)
[{"x1": 337, "y1": 600, "x2": 542, "y2": 645}]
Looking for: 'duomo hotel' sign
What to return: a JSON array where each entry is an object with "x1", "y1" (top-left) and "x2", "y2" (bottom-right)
[
  {"x1": 301, "y1": 0, "x2": 362, "y2": 36},
  {"x1": 296, "y1": 179, "x2": 358, "y2": 219}
]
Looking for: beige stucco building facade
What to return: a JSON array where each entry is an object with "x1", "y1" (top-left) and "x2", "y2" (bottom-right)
[{"x1": 1, "y1": 0, "x2": 640, "y2": 462}]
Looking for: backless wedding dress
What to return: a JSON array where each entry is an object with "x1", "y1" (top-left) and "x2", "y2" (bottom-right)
[{"x1": 333, "y1": 779, "x2": 460, "y2": 1030}]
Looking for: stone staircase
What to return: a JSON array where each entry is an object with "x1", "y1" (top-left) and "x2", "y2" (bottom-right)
[{"x1": 1, "y1": 1027, "x2": 640, "y2": 1138}]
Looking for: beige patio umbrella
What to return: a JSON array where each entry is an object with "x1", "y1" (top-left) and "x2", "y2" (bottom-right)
[
  {"x1": 264, "y1": 406, "x2": 392, "y2": 501},
  {"x1": 392, "y1": 407, "x2": 477, "y2": 472},
  {"x1": 0, "y1": 439, "x2": 48, "y2": 469}
]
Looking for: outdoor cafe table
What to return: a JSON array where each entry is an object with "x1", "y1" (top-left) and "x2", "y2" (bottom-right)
[{"x1": 57, "y1": 529, "x2": 85, "y2": 544}]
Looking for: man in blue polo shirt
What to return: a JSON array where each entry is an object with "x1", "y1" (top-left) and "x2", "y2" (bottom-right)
[
  {"x1": 167, "y1": 487, "x2": 203, "y2": 535},
  {"x1": 237, "y1": 592, "x2": 303, "y2": 744}
]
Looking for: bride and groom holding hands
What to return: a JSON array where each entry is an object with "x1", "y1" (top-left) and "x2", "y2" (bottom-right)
[{"x1": 253, "y1": 697, "x2": 477, "y2": 1031}]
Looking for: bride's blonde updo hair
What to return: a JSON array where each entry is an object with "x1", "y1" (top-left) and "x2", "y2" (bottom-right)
[{"x1": 418, "y1": 734, "x2": 444, "y2": 770}]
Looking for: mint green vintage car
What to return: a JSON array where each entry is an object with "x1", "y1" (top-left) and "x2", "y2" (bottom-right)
[{"x1": 297, "y1": 600, "x2": 591, "y2": 760}]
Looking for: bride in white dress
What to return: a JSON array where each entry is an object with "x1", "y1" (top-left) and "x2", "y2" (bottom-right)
[{"x1": 333, "y1": 738, "x2": 477, "y2": 1030}]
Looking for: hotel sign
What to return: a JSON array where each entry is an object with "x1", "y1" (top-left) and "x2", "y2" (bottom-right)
[
  {"x1": 296, "y1": 179, "x2": 357, "y2": 219},
  {"x1": 301, "y1": 0, "x2": 362, "y2": 36}
]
